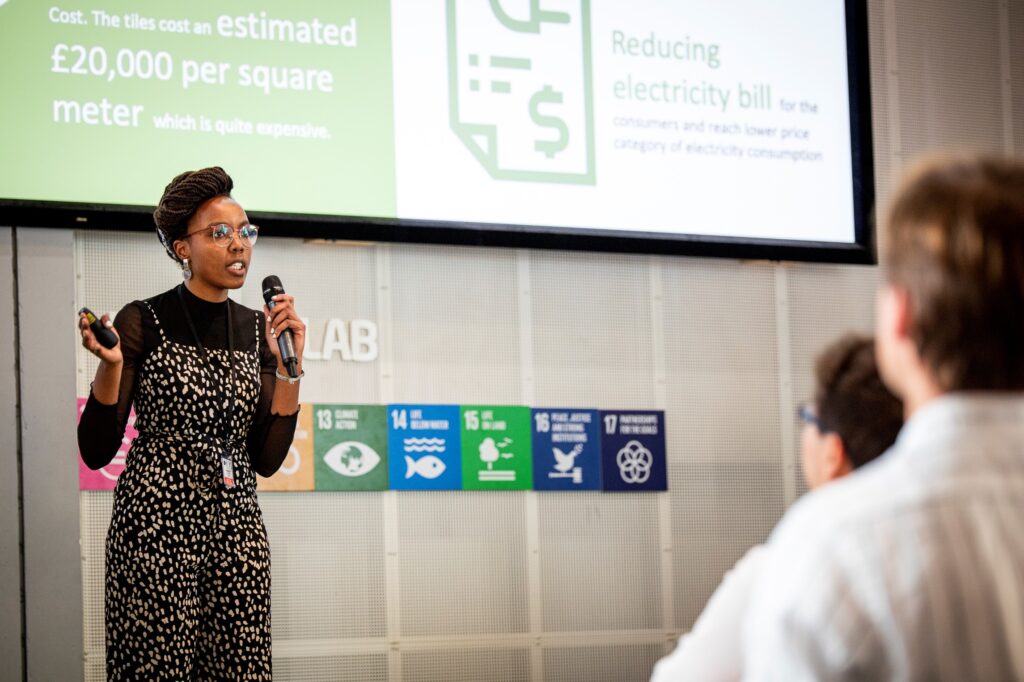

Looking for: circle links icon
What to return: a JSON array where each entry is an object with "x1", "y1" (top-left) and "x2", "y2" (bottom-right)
[{"x1": 616, "y1": 440, "x2": 653, "y2": 484}]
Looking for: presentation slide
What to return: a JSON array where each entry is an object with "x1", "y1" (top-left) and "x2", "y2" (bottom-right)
[{"x1": 0, "y1": 0, "x2": 862, "y2": 246}]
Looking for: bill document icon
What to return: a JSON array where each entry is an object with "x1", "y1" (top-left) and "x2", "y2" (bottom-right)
[{"x1": 447, "y1": 0, "x2": 596, "y2": 184}]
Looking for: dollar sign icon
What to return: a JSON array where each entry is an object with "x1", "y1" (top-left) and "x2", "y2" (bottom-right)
[{"x1": 529, "y1": 85, "x2": 569, "y2": 159}]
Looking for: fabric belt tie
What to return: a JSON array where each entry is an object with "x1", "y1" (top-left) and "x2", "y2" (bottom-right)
[{"x1": 134, "y1": 429, "x2": 245, "y2": 492}]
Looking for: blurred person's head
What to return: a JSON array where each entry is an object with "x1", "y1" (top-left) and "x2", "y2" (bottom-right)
[
  {"x1": 800, "y1": 335, "x2": 903, "y2": 489},
  {"x1": 876, "y1": 155, "x2": 1024, "y2": 413}
]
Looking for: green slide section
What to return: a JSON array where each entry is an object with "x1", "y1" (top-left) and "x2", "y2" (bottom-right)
[{"x1": 0, "y1": 1, "x2": 396, "y2": 218}]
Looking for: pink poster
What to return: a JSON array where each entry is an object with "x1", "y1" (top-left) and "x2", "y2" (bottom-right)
[{"x1": 77, "y1": 397, "x2": 136, "y2": 491}]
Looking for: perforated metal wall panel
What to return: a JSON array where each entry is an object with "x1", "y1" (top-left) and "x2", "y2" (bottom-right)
[
  {"x1": 787, "y1": 264, "x2": 880, "y2": 496},
  {"x1": 259, "y1": 493, "x2": 387, "y2": 639},
  {"x1": 402, "y1": 648, "x2": 532, "y2": 682},
  {"x1": 661, "y1": 259, "x2": 780, "y2": 467},
  {"x1": 670, "y1": 460, "x2": 784, "y2": 628},
  {"x1": 272, "y1": 655, "x2": 389, "y2": 681},
  {"x1": 543, "y1": 645, "x2": 664, "y2": 682},
  {"x1": 85, "y1": 660, "x2": 106, "y2": 682},
  {"x1": 538, "y1": 494, "x2": 662, "y2": 632},
  {"x1": 529, "y1": 251, "x2": 655, "y2": 408},
  {"x1": 895, "y1": 0, "x2": 1006, "y2": 155},
  {"x1": 388, "y1": 244, "x2": 524, "y2": 405},
  {"x1": 72, "y1": 2, "x2": 1024, "y2": 679},
  {"x1": 1010, "y1": 1, "x2": 1024, "y2": 154},
  {"x1": 397, "y1": 492, "x2": 529, "y2": 636},
  {"x1": 658, "y1": 258, "x2": 785, "y2": 628},
  {"x1": 867, "y1": 0, "x2": 896, "y2": 214}
]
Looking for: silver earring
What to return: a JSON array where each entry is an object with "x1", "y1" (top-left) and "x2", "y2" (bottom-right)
[{"x1": 181, "y1": 258, "x2": 192, "y2": 281}]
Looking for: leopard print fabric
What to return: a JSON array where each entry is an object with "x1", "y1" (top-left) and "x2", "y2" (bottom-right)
[{"x1": 105, "y1": 300, "x2": 273, "y2": 681}]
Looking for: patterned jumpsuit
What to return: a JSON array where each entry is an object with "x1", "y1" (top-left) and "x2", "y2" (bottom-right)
[{"x1": 82, "y1": 288, "x2": 294, "y2": 681}]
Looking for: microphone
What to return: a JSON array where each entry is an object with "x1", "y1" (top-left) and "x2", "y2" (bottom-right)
[{"x1": 261, "y1": 275, "x2": 299, "y2": 378}]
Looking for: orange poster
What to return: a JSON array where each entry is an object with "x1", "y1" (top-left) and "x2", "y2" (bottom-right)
[{"x1": 257, "y1": 404, "x2": 315, "y2": 492}]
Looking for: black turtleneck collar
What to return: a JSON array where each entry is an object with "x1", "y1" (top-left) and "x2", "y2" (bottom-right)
[{"x1": 178, "y1": 283, "x2": 229, "y2": 310}]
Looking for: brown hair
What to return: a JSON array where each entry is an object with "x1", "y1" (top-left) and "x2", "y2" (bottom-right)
[
  {"x1": 884, "y1": 155, "x2": 1024, "y2": 390},
  {"x1": 153, "y1": 167, "x2": 234, "y2": 262},
  {"x1": 815, "y1": 335, "x2": 903, "y2": 469}
]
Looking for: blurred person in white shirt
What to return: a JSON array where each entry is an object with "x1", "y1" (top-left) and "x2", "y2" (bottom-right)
[
  {"x1": 650, "y1": 334, "x2": 902, "y2": 682},
  {"x1": 743, "y1": 155, "x2": 1024, "y2": 681}
]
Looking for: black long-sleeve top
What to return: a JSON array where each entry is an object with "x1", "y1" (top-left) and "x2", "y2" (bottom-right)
[{"x1": 77, "y1": 285, "x2": 298, "y2": 477}]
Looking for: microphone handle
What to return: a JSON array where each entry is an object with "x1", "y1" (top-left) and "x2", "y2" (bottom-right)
[
  {"x1": 267, "y1": 297, "x2": 300, "y2": 378},
  {"x1": 277, "y1": 330, "x2": 299, "y2": 377}
]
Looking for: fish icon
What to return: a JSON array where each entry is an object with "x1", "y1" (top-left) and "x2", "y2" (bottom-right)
[{"x1": 405, "y1": 454, "x2": 447, "y2": 480}]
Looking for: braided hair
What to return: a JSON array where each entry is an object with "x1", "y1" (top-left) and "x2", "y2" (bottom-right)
[{"x1": 153, "y1": 167, "x2": 234, "y2": 262}]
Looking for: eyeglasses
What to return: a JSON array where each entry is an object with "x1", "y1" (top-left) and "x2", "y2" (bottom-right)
[
  {"x1": 797, "y1": 404, "x2": 829, "y2": 432},
  {"x1": 184, "y1": 223, "x2": 259, "y2": 247}
]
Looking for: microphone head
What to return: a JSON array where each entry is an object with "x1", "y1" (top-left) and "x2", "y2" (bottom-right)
[{"x1": 262, "y1": 275, "x2": 285, "y2": 304}]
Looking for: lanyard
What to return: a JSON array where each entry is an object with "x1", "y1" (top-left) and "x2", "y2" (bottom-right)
[{"x1": 176, "y1": 285, "x2": 238, "y2": 485}]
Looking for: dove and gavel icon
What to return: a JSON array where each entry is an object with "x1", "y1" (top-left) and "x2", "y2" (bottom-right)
[{"x1": 549, "y1": 443, "x2": 584, "y2": 483}]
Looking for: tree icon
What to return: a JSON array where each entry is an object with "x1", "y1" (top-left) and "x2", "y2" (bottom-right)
[{"x1": 479, "y1": 436, "x2": 500, "y2": 470}]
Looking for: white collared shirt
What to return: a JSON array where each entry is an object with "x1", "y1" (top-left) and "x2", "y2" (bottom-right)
[{"x1": 742, "y1": 394, "x2": 1024, "y2": 682}]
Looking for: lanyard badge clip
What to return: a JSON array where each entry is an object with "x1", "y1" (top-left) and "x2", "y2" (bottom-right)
[{"x1": 221, "y1": 454, "x2": 236, "y2": 489}]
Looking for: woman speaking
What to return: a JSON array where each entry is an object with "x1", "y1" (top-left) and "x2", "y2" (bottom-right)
[{"x1": 77, "y1": 167, "x2": 305, "y2": 680}]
